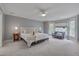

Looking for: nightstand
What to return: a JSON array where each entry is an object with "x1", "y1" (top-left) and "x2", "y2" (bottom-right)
[{"x1": 13, "y1": 32, "x2": 20, "y2": 42}]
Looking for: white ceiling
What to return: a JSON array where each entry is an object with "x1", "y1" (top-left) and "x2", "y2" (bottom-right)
[{"x1": 0, "y1": 3, "x2": 79, "y2": 21}]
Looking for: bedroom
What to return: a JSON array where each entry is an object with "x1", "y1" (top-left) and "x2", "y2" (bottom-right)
[{"x1": 0, "y1": 3, "x2": 79, "y2": 56}]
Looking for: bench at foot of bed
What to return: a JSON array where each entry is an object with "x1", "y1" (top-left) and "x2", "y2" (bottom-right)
[
  {"x1": 22, "y1": 38, "x2": 49, "y2": 48},
  {"x1": 29, "y1": 38, "x2": 49, "y2": 47}
]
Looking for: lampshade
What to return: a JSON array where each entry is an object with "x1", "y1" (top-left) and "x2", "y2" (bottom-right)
[{"x1": 14, "y1": 26, "x2": 18, "y2": 30}]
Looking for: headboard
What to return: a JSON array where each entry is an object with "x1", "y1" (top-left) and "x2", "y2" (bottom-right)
[{"x1": 20, "y1": 27, "x2": 39, "y2": 34}]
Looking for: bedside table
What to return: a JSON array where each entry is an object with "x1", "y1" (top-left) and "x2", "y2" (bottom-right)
[{"x1": 13, "y1": 32, "x2": 20, "y2": 42}]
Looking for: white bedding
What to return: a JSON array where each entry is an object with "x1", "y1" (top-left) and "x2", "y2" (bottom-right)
[
  {"x1": 35, "y1": 33, "x2": 49, "y2": 41},
  {"x1": 21, "y1": 33, "x2": 49, "y2": 47}
]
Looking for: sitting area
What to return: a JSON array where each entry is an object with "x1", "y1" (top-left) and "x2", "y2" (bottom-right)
[{"x1": 52, "y1": 31, "x2": 65, "y2": 39}]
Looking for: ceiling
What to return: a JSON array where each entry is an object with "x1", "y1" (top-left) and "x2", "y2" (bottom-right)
[{"x1": 0, "y1": 3, "x2": 79, "y2": 21}]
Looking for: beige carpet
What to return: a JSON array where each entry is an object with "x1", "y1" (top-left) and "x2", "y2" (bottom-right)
[{"x1": 0, "y1": 36, "x2": 79, "y2": 56}]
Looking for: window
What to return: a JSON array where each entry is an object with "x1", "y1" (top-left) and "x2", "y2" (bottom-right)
[
  {"x1": 55, "y1": 27, "x2": 66, "y2": 32},
  {"x1": 69, "y1": 20, "x2": 75, "y2": 38},
  {"x1": 49, "y1": 23, "x2": 54, "y2": 34}
]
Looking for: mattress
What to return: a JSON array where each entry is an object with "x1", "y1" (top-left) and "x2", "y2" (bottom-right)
[{"x1": 35, "y1": 33, "x2": 49, "y2": 41}]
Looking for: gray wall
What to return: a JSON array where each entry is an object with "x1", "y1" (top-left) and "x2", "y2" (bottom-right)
[
  {"x1": 5, "y1": 15, "x2": 44, "y2": 40},
  {"x1": 2, "y1": 14, "x2": 6, "y2": 46},
  {"x1": 43, "y1": 22, "x2": 49, "y2": 34},
  {"x1": 0, "y1": 11, "x2": 3, "y2": 47},
  {"x1": 76, "y1": 15, "x2": 79, "y2": 41},
  {"x1": 0, "y1": 9, "x2": 5, "y2": 47}
]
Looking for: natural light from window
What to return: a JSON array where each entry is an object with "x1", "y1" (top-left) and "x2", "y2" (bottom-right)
[
  {"x1": 69, "y1": 20, "x2": 75, "y2": 38},
  {"x1": 49, "y1": 23, "x2": 54, "y2": 34}
]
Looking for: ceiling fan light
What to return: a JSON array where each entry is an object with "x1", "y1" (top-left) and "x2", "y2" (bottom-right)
[{"x1": 41, "y1": 13, "x2": 46, "y2": 16}]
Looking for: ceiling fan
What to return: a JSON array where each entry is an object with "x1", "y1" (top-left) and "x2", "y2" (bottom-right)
[
  {"x1": 39, "y1": 8, "x2": 48, "y2": 17},
  {"x1": 36, "y1": 7, "x2": 51, "y2": 17}
]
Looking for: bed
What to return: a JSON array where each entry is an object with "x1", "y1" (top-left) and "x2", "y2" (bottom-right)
[{"x1": 20, "y1": 27, "x2": 49, "y2": 47}]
